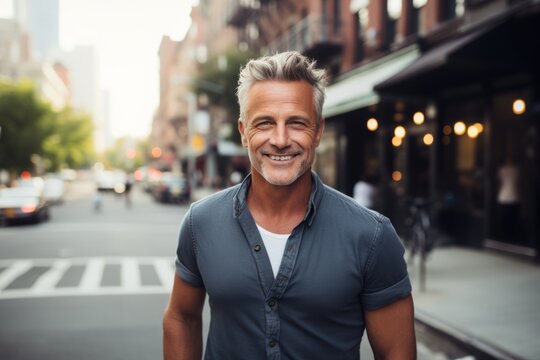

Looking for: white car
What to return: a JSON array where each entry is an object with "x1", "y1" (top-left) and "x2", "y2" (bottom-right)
[
  {"x1": 43, "y1": 177, "x2": 65, "y2": 204},
  {"x1": 0, "y1": 187, "x2": 50, "y2": 225},
  {"x1": 95, "y1": 170, "x2": 127, "y2": 193}
]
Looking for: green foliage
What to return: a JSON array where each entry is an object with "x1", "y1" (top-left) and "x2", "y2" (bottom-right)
[
  {"x1": 0, "y1": 80, "x2": 96, "y2": 175},
  {"x1": 42, "y1": 108, "x2": 96, "y2": 171},
  {"x1": 102, "y1": 137, "x2": 149, "y2": 171},
  {"x1": 0, "y1": 80, "x2": 53, "y2": 174},
  {"x1": 192, "y1": 48, "x2": 258, "y2": 143}
]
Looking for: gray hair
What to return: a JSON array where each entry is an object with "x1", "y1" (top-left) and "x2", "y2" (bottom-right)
[{"x1": 237, "y1": 51, "x2": 327, "y2": 124}]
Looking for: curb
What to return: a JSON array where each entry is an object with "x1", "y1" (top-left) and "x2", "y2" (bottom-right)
[{"x1": 415, "y1": 310, "x2": 526, "y2": 360}]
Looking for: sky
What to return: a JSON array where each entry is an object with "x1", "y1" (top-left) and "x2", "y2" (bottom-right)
[{"x1": 0, "y1": 0, "x2": 195, "y2": 140}]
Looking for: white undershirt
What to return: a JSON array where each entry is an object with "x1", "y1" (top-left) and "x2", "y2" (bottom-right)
[{"x1": 256, "y1": 224, "x2": 290, "y2": 277}]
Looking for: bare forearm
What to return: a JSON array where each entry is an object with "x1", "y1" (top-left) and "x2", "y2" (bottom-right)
[{"x1": 163, "y1": 314, "x2": 203, "y2": 360}]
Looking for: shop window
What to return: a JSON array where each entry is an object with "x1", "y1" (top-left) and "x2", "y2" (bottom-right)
[
  {"x1": 489, "y1": 90, "x2": 536, "y2": 247},
  {"x1": 407, "y1": 134, "x2": 430, "y2": 198}
]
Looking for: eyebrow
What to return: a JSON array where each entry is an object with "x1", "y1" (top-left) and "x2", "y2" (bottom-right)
[{"x1": 250, "y1": 114, "x2": 310, "y2": 123}]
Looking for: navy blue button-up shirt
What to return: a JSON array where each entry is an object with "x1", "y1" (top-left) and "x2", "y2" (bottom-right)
[{"x1": 176, "y1": 172, "x2": 411, "y2": 359}]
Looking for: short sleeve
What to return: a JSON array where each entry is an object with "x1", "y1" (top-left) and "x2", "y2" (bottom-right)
[
  {"x1": 361, "y1": 216, "x2": 411, "y2": 310},
  {"x1": 175, "y1": 206, "x2": 204, "y2": 288}
]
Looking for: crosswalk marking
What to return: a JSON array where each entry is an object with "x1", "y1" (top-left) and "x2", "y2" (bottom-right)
[
  {"x1": 154, "y1": 258, "x2": 175, "y2": 290},
  {"x1": 122, "y1": 258, "x2": 141, "y2": 290},
  {"x1": 0, "y1": 257, "x2": 175, "y2": 300},
  {"x1": 0, "y1": 260, "x2": 33, "y2": 291},
  {"x1": 31, "y1": 259, "x2": 70, "y2": 292},
  {"x1": 80, "y1": 258, "x2": 105, "y2": 290}
]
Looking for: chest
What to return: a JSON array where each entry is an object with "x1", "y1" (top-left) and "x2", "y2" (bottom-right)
[{"x1": 195, "y1": 223, "x2": 365, "y2": 313}]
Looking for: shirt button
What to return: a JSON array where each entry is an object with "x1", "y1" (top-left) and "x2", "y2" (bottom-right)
[
  {"x1": 268, "y1": 298, "x2": 277, "y2": 307},
  {"x1": 254, "y1": 244, "x2": 261, "y2": 252},
  {"x1": 269, "y1": 339, "x2": 277, "y2": 348}
]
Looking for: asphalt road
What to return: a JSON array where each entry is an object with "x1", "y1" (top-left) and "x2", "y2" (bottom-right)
[
  {"x1": 0, "y1": 183, "x2": 184, "y2": 360},
  {"x1": 0, "y1": 181, "x2": 472, "y2": 359}
]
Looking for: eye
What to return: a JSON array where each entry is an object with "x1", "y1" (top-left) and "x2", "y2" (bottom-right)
[
  {"x1": 289, "y1": 119, "x2": 307, "y2": 128},
  {"x1": 255, "y1": 120, "x2": 273, "y2": 128}
]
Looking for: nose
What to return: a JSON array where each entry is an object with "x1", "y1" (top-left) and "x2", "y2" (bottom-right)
[{"x1": 269, "y1": 123, "x2": 291, "y2": 149}]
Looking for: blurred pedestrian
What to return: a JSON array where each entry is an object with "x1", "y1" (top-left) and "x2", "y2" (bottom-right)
[
  {"x1": 124, "y1": 173, "x2": 133, "y2": 208},
  {"x1": 93, "y1": 190, "x2": 102, "y2": 212},
  {"x1": 353, "y1": 174, "x2": 377, "y2": 209},
  {"x1": 163, "y1": 51, "x2": 415, "y2": 359},
  {"x1": 229, "y1": 170, "x2": 243, "y2": 186},
  {"x1": 497, "y1": 156, "x2": 520, "y2": 242}
]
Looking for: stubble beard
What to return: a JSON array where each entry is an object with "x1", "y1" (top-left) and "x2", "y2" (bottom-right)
[{"x1": 248, "y1": 149, "x2": 311, "y2": 186}]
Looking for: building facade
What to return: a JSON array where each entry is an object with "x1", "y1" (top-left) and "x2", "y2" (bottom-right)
[
  {"x1": 157, "y1": 0, "x2": 539, "y2": 260},
  {"x1": 14, "y1": 0, "x2": 60, "y2": 60}
]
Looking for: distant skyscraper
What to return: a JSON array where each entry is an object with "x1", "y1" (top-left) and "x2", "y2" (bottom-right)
[
  {"x1": 54, "y1": 46, "x2": 105, "y2": 152},
  {"x1": 15, "y1": 0, "x2": 59, "y2": 60}
]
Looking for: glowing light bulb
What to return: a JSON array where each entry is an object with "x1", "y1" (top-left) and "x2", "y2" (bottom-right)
[
  {"x1": 367, "y1": 118, "x2": 378, "y2": 131},
  {"x1": 467, "y1": 126, "x2": 479, "y2": 139},
  {"x1": 394, "y1": 125, "x2": 406, "y2": 138},
  {"x1": 454, "y1": 121, "x2": 466, "y2": 136},
  {"x1": 413, "y1": 112, "x2": 425, "y2": 125},
  {"x1": 512, "y1": 99, "x2": 526, "y2": 115},
  {"x1": 423, "y1": 133, "x2": 434, "y2": 145}
]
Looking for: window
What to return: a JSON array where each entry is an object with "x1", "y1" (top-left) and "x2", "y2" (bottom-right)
[
  {"x1": 441, "y1": 0, "x2": 465, "y2": 21},
  {"x1": 410, "y1": 0, "x2": 427, "y2": 35},
  {"x1": 333, "y1": 0, "x2": 341, "y2": 34},
  {"x1": 350, "y1": 0, "x2": 369, "y2": 61},
  {"x1": 387, "y1": 0, "x2": 402, "y2": 45}
]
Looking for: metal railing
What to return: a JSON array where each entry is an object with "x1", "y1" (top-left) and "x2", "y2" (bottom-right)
[{"x1": 266, "y1": 14, "x2": 343, "y2": 54}]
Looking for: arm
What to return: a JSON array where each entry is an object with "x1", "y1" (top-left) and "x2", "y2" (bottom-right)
[
  {"x1": 163, "y1": 274, "x2": 206, "y2": 360},
  {"x1": 365, "y1": 294, "x2": 416, "y2": 360}
]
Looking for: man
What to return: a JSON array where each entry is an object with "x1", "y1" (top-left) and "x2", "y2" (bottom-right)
[{"x1": 163, "y1": 51, "x2": 416, "y2": 359}]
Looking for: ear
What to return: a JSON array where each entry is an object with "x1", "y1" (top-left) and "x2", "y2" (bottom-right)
[
  {"x1": 238, "y1": 119, "x2": 248, "y2": 148},
  {"x1": 314, "y1": 117, "x2": 325, "y2": 147}
]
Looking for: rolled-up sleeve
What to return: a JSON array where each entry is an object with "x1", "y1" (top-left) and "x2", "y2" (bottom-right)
[
  {"x1": 361, "y1": 216, "x2": 411, "y2": 310},
  {"x1": 175, "y1": 206, "x2": 204, "y2": 288}
]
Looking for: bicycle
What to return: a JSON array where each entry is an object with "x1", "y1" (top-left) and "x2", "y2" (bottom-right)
[{"x1": 404, "y1": 197, "x2": 434, "y2": 291}]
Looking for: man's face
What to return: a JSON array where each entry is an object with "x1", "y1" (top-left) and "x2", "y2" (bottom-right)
[{"x1": 238, "y1": 80, "x2": 324, "y2": 186}]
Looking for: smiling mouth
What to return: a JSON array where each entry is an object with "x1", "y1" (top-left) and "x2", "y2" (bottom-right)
[{"x1": 268, "y1": 155, "x2": 294, "y2": 161}]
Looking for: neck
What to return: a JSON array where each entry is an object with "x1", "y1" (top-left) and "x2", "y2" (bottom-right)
[{"x1": 247, "y1": 170, "x2": 313, "y2": 233}]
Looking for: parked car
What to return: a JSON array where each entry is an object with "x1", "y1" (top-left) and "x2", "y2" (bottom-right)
[
  {"x1": 43, "y1": 177, "x2": 66, "y2": 204},
  {"x1": 17, "y1": 176, "x2": 44, "y2": 195},
  {"x1": 95, "y1": 170, "x2": 127, "y2": 193},
  {"x1": 151, "y1": 173, "x2": 190, "y2": 204},
  {"x1": 0, "y1": 187, "x2": 50, "y2": 225}
]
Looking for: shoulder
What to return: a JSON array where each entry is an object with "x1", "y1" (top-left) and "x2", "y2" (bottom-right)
[
  {"x1": 189, "y1": 185, "x2": 238, "y2": 220},
  {"x1": 320, "y1": 184, "x2": 382, "y2": 225}
]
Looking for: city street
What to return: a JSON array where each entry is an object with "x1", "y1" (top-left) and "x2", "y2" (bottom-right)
[
  {"x1": 0, "y1": 181, "x2": 472, "y2": 359},
  {"x1": 0, "y1": 182, "x2": 183, "y2": 360}
]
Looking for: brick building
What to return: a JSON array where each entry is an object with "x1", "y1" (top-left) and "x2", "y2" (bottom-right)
[{"x1": 161, "y1": 0, "x2": 539, "y2": 259}]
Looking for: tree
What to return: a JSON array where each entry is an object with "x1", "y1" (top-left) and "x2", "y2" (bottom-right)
[
  {"x1": 42, "y1": 108, "x2": 96, "y2": 171},
  {"x1": 0, "y1": 80, "x2": 96, "y2": 176},
  {"x1": 0, "y1": 80, "x2": 53, "y2": 175},
  {"x1": 192, "y1": 48, "x2": 257, "y2": 144},
  {"x1": 102, "y1": 137, "x2": 148, "y2": 171}
]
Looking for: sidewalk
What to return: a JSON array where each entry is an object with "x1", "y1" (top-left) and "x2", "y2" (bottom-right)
[
  {"x1": 191, "y1": 188, "x2": 540, "y2": 358},
  {"x1": 410, "y1": 246, "x2": 540, "y2": 360}
]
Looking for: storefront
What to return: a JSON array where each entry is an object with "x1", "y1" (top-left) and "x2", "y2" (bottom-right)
[
  {"x1": 375, "y1": 6, "x2": 540, "y2": 260},
  {"x1": 317, "y1": 45, "x2": 419, "y2": 206}
]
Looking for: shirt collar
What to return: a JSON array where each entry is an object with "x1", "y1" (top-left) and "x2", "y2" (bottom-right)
[{"x1": 233, "y1": 171, "x2": 324, "y2": 227}]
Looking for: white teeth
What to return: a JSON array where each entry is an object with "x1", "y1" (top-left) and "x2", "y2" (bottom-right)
[{"x1": 269, "y1": 155, "x2": 293, "y2": 161}]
